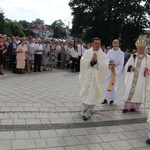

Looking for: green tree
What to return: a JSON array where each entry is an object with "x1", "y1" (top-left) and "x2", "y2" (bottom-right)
[
  {"x1": 0, "y1": 8, "x2": 5, "y2": 34},
  {"x1": 31, "y1": 18, "x2": 44, "y2": 25},
  {"x1": 50, "y1": 20, "x2": 66, "y2": 38},
  {"x1": 53, "y1": 26, "x2": 61, "y2": 38},
  {"x1": 5, "y1": 19, "x2": 25, "y2": 37},
  {"x1": 19, "y1": 20, "x2": 34, "y2": 37},
  {"x1": 50, "y1": 19, "x2": 65, "y2": 29},
  {"x1": 69, "y1": 0, "x2": 149, "y2": 49}
]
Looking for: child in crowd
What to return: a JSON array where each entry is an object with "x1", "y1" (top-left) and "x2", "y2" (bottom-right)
[{"x1": 49, "y1": 49, "x2": 56, "y2": 71}]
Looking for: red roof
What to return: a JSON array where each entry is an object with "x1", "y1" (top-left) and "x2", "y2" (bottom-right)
[{"x1": 30, "y1": 24, "x2": 53, "y2": 32}]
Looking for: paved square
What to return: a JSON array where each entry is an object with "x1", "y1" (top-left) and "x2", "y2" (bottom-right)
[{"x1": 0, "y1": 69, "x2": 150, "y2": 149}]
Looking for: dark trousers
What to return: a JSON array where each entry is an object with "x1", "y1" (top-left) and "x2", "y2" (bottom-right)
[
  {"x1": 76, "y1": 56, "x2": 81, "y2": 72},
  {"x1": 71, "y1": 57, "x2": 78, "y2": 71},
  {"x1": 10, "y1": 54, "x2": 16, "y2": 70},
  {"x1": 34, "y1": 54, "x2": 42, "y2": 72},
  {"x1": 57, "y1": 53, "x2": 61, "y2": 68}
]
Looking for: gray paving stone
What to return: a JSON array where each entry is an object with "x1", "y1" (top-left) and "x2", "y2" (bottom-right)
[
  {"x1": 0, "y1": 131, "x2": 15, "y2": 139},
  {"x1": 19, "y1": 114, "x2": 36, "y2": 119},
  {"x1": 115, "y1": 132, "x2": 129, "y2": 140},
  {"x1": 87, "y1": 143, "x2": 104, "y2": 150},
  {"x1": 119, "y1": 125, "x2": 137, "y2": 131},
  {"x1": 1, "y1": 119, "x2": 13, "y2": 125},
  {"x1": 12, "y1": 139, "x2": 36, "y2": 149},
  {"x1": 139, "y1": 148, "x2": 150, "y2": 150},
  {"x1": 40, "y1": 119, "x2": 50, "y2": 124},
  {"x1": 123, "y1": 131, "x2": 141, "y2": 139},
  {"x1": 0, "y1": 107, "x2": 11, "y2": 112},
  {"x1": 65, "y1": 145, "x2": 88, "y2": 150},
  {"x1": 55, "y1": 129, "x2": 71, "y2": 137},
  {"x1": 29, "y1": 131, "x2": 41, "y2": 139},
  {"x1": 109, "y1": 140, "x2": 133, "y2": 150},
  {"x1": 13, "y1": 119, "x2": 26, "y2": 125},
  {"x1": 86, "y1": 128, "x2": 98, "y2": 135},
  {"x1": 98, "y1": 133, "x2": 120, "y2": 142},
  {"x1": 131, "y1": 124, "x2": 147, "y2": 130},
  {"x1": 46, "y1": 147, "x2": 65, "y2": 150},
  {"x1": 86, "y1": 134, "x2": 103, "y2": 143},
  {"x1": 135, "y1": 130, "x2": 148, "y2": 138},
  {"x1": 68, "y1": 128, "x2": 89, "y2": 136},
  {"x1": 36, "y1": 113, "x2": 49, "y2": 119},
  {"x1": 11, "y1": 107, "x2": 24, "y2": 112},
  {"x1": 95, "y1": 127, "x2": 109, "y2": 134},
  {"x1": 76, "y1": 136, "x2": 90, "y2": 144},
  {"x1": 0, "y1": 140, "x2": 11, "y2": 150},
  {"x1": 101, "y1": 143, "x2": 115, "y2": 150},
  {"x1": 105, "y1": 126, "x2": 124, "y2": 132},
  {"x1": 50, "y1": 118, "x2": 67, "y2": 124},
  {"x1": 10, "y1": 114, "x2": 19, "y2": 119},
  {"x1": 46, "y1": 137, "x2": 66, "y2": 147},
  {"x1": 35, "y1": 139, "x2": 48, "y2": 148},
  {"x1": 15, "y1": 131, "x2": 30, "y2": 139},
  {"x1": 39, "y1": 130, "x2": 57, "y2": 138},
  {"x1": 127, "y1": 139, "x2": 148, "y2": 148},
  {"x1": 63, "y1": 136, "x2": 80, "y2": 146},
  {"x1": 0, "y1": 114, "x2": 9, "y2": 119},
  {"x1": 26, "y1": 119, "x2": 41, "y2": 124}
]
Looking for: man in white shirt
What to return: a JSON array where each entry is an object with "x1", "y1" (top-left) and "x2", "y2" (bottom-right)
[
  {"x1": 34, "y1": 39, "x2": 43, "y2": 72},
  {"x1": 77, "y1": 39, "x2": 85, "y2": 72}
]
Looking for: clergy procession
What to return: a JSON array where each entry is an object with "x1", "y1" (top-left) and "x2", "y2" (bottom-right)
[{"x1": 79, "y1": 36, "x2": 150, "y2": 144}]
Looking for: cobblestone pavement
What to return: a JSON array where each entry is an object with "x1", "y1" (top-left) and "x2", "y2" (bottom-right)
[{"x1": 0, "y1": 69, "x2": 150, "y2": 150}]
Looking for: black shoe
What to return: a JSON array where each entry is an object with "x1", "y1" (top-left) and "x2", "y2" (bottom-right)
[
  {"x1": 0, "y1": 72, "x2": 4, "y2": 75},
  {"x1": 38, "y1": 70, "x2": 41, "y2": 72},
  {"x1": 101, "y1": 99, "x2": 107, "y2": 104},
  {"x1": 110, "y1": 100, "x2": 114, "y2": 104},
  {"x1": 82, "y1": 116, "x2": 88, "y2": 121},
  {"x1": 122, "y1": 109, "x2": 128, "y2": 113},
  {"x1": 146, "y1": 139, "x2": 150, "y2": 145}
]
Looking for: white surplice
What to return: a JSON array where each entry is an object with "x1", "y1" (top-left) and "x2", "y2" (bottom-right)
[
  {"x1": 124, "y1": 54, "x2": 150, "y2": 104},
  {"x1": 104, "y1": 48, "x2": 124, "y2": 102},
  {"x1": 79, "y1": 48, "x2": 107, "y2": 105}
]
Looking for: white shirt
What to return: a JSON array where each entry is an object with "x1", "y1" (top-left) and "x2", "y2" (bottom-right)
[
  {"x1": 71, "y1": 47, "x2": 78, "y2": 58},
  {"x1": 35, "y1": 44, "x2": 43, "y2": 54},
  {"x1": 77, "y1": 44, "x2": 85, "y2": 56}
]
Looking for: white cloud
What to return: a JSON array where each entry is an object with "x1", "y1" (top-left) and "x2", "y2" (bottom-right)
[{"x1": 0, "y1": 0, "x2": 73, "y2": 27}]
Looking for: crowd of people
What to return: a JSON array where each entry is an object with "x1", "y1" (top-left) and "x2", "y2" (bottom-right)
[
  {"x1": 0, "y1": 34, "x2": 93, "y2": 75},
  {"x1": 0, "y1": 33, "x2": 135, "y2": 76}
]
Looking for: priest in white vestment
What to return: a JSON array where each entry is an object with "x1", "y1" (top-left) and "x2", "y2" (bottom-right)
[
  {"x1": 79, "y1": 37, "x2": 107, "y2": 121},
  {"x1": 122, "y1": 36, "x2": 150, "y2": 113},
  {"x1": 102, "y1": 39, "x2": 124, "y2": 105}
]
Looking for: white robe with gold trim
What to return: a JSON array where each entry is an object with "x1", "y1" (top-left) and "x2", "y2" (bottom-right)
[
  {"x1": 124, "y1": 54, "x2": 150, "y2": 104},
  {"x1": 79, "y1": 48, "x2": 107, "y2": 105},
  {"x1": 104, "y1": 49, "x2": 124, "y2": 101}
]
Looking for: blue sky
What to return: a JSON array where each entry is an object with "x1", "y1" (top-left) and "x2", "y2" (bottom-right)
[{"x1": 0, "y1": 0, "x2": 73, "y2": 27}]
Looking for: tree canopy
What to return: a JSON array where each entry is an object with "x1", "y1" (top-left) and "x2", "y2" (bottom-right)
[
  {"x1": 0, "y1": 8, "x2": 5, "y2": 34},
  {"x1": 69, "y1": 0, "x2": 149, "y2": 49},
  {"x1": 31, "y1": 18, "x2": 44, "y2": 25}
]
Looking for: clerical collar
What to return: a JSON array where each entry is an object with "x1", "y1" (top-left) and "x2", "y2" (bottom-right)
[{"x1": 112, "y1": 48, "x2": 119, "y2": 51}]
